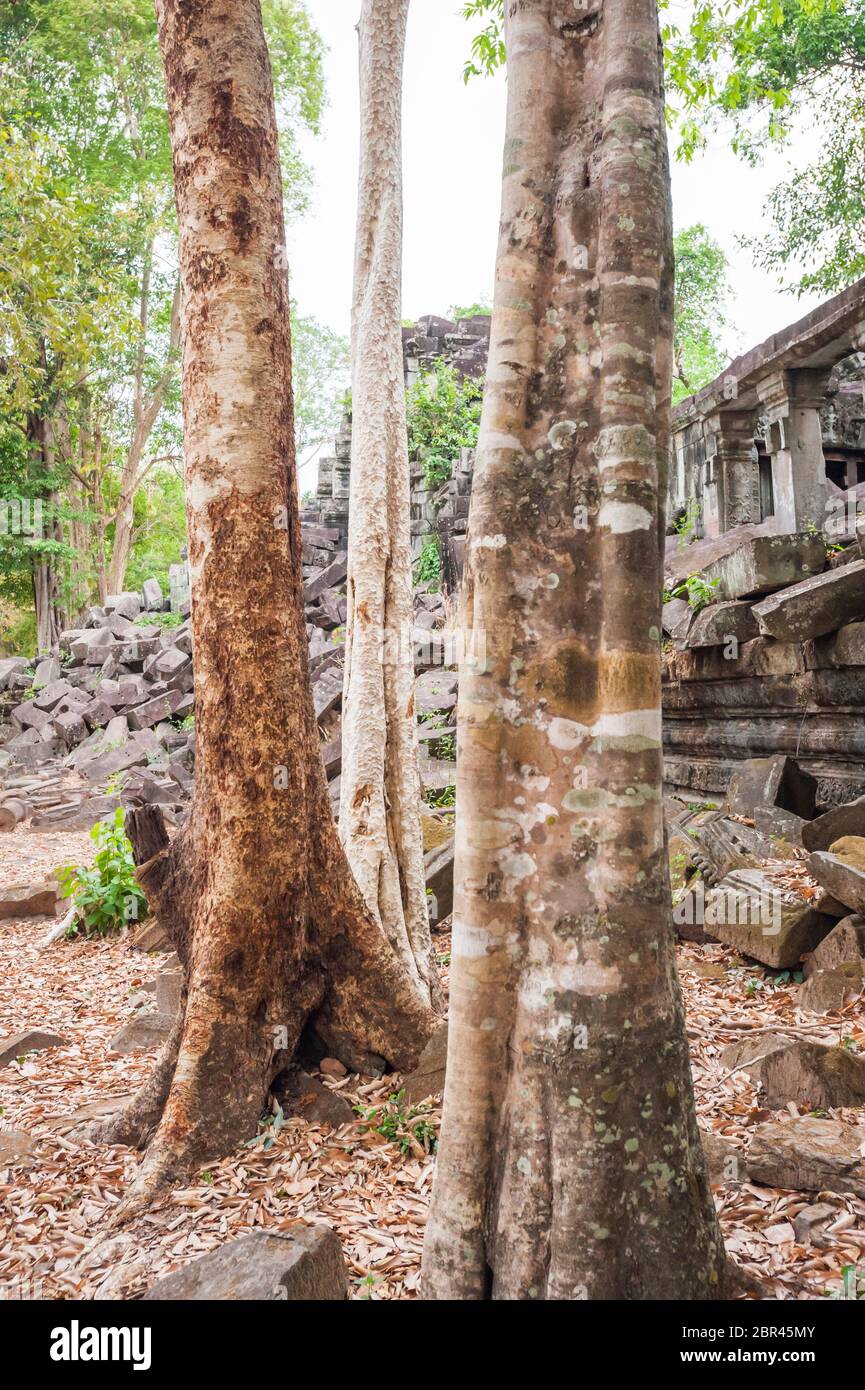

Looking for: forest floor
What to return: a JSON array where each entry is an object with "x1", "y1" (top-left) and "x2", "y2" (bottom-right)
[{"x1": 1, "y1": 825, "x2": 864, "y2": 1301}]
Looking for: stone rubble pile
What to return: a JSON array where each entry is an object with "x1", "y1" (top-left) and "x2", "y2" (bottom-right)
[
  {"x1": 663, "y1": 524, "x2": 865, "y2": 806},
  {"x1": 0, "y1": 520, "x2": 456, "y2": 903}
]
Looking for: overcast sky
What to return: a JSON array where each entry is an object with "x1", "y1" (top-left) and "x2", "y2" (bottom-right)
[{"x1": 288, "y1": 0, "x2": 826, "y2": 363}]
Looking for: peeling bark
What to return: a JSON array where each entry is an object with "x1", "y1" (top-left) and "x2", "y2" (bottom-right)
[
  {"x1": 422, "y1": 0, "x2": 727, "y2": 1300},
  {"x1": 90, "y1": 0, "x2": 435, "y2": 1217},
  {"x1": 339, "y1": 0, "x2": 436, "y2": 1006}
]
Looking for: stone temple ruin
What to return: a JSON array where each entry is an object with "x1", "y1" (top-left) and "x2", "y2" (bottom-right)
[{"x1": 3, "y1": 286, "x2": 865, "y2": 875}]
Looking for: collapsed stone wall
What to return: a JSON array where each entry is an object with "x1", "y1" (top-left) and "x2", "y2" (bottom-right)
[
  {"x1": 300, "y1": 312, "x2": 491, "y2": 564},
  {"x1": 663, "y1": 527, "x2": 865, "y2": 808}
]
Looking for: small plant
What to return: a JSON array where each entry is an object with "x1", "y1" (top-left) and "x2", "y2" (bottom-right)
[
  {"x1": 135, "y1": 611, "x2": 183, "y2": 629},
  {"x1": 675, "y1": 499, "x2": 701, "y2": 548},
  {"x1": 415, "y1": 533, "x2": 442, "y2": 590},
  {"x1": 57, "y1": 808, "x2": 147, "y2": 939},
  {"x1": 425, "y1": 783, "x2": 456, "y2": 809},
  {"x1": 436, "y1": 732, "x2": 456, "y2": 760},
  {"x1": 665, "y1": 572, "x2": 721, "y2": 612},
  {"x1": 354, "y1": 1089, "x2": 438, "y2": 1156}
]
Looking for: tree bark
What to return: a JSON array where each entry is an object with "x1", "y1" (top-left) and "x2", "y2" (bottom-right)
[
  {"x1": 422, "y1": 0, "x2": 727, "y2": 1300},
  {"x1": 90, "y1": 0, "x2": 435, "y2": 1216},
  {"x1": 339, "y1": 0, "x2": 436, "y2": 1006}
]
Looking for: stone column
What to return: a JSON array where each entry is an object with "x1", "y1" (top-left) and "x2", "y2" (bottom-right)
[
  {"x1": 704, "y1": 409, "x2": 759, "y2": 533},
  {"x1": 756, "y1": 368, "x2": 830, "y2": 533}
]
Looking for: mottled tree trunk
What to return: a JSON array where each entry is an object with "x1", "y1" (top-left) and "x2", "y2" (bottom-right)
[
  {"x1": 339, "y1": 0, "x2": 435, "y2": 1005},
  {"x1": 90, "y1": 0, "x2": 434, "y2": 1215},
  {"x1": 422, "y1": 0, "x2": 727, "y2": 1300}
]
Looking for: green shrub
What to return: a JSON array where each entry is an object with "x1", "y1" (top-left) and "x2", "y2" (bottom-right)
[
  {"x1": 415, "y1": 533, "x2": 442, "y2": 590},
  {"x1": 57, "y1": 808, "x2": 147, "y2": 939},
  {"x1": 406, "y1": 359, "x2": 483, "y2": 489}
]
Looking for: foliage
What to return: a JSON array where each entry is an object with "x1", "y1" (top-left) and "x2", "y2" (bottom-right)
[
  {"x1": 406, "y1": 360, "x2": 483, "y2": 489},
  {"x1": 354, "y1": 1089, "x2": 438, "y2": 1156},
  {"x1": 664, "y1": 573, "x2": 721, "y2": 611},
  {"x1": 461, "y1": 0, "x2": 505, "y2": 82},
  {"x1": 290, "y1": 305, "x2": 350, "y2": 450},
  {"x1": 663, "y1": 0, "x2": 865, "y2": 294},
  {"x1": 0, "y1": 0, "x2": 327, "y2": 633},
  {"x1": 415, "y1": 533, "x2": 442, "y2": 590},
  {"x1": 57, "y1": 807, "x2": 147, "y2": 938},
  {"x1": 672, "y1": 225, "x2": 733, "y2": 402},
  {"x1": 425, "y1": 783, "x2": 457, "y2": 809},
  {"x1": 675, "y1": 498, "x2": 703, "y2": 547},
  {"x1": 463, "y1": 0, "x2": 865, "y2": 293},
  {"x1": 448, "y1": 300, "x2": 492, "y2": 320},
  {"x1": 135, "y1": 609, "x2": 183, "y2": 628}
]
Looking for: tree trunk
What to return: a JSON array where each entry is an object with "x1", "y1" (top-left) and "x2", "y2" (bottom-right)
[
  {"x1": 28, "y1": 413, "x2": 63, "y2": 653},
  {"x1": 105, "y1": 277, "x2": 181, "y2": 597},
  {"x1": 90, "y1": 0, "x2": 435, "y2": 1216},
  {"x1": 422, "y1": 0, "x2": 727, "y2": 1300},
  {"x1": 339, "y1": 0, "x2": 435, "y2": 1006}
]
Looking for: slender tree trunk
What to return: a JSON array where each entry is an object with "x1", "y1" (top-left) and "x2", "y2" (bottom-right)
[
  {"x1": 339, "y1": 0, "x2": 435, "y2": 1005},
  {"x1": 422, "y1": 0, "x2": 727, "y2": 1300},
  {"x1": 89, "y1": 0, "x2": 435, "y2": 1216},
  {"x1": 28, "y1": 413, "x2": 62, "y2": 653},
  {"x1": 105, "y1": 279, "x2": 181, "y2": 596}
]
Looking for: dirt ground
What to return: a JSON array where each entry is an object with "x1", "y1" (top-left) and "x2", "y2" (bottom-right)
[{"x1": 1, "y1": 825, "x2": 863, "y2": 1300}]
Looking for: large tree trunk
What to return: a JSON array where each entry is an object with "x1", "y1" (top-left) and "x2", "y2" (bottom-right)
[
  {"x1": 422, "y1": 0, "x2": 727, "y2": 1300},
  {"x1": 339, "y1": 0, "x2": 435, "y2": 1005},
  {"x1": 90, "y1": 0, "x2": 435, "y2": 1216}
]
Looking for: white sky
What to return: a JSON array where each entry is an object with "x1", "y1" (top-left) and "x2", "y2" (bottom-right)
[{"x1": 289, "y1": 0, "x2": 826, "y2": 356}]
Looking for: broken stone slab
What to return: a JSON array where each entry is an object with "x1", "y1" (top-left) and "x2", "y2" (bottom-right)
[
  {"x1": 0, "y1": 882, "x2": 59, "y2": 919},
  {"x1": 724, "y1": 755, "x2": 817, "y2": 822},
  {"x1": 11, "y1": 698, "x2": 54, "y2": 732},
  {"x1": 686, "y1": 601, "x2": 758, "y2": 649},
  {"x1": 753, "y1": 559, "x2": 865, "y2": 643},
  {"x1": 155, "y1": 955, "x2": 183, "y2": 1014},
  {"x1": 804, "y1": 913, "x2": 865, "y2": 976},
  {"x1": 304, "y1": 558, "x2": 348, "y2": 602},
  {"x1": 662, "y1": 595, "x2": 692, "y2": 640},
  {"x1": 747, "y1": 1117, "x2": 865, "y2": 1197},
  {"x1": 143, "y1": 1226, "x2": 347, "y2": 1301},
  {"x1": 424, "y1": 838, "x2": 454, "y2": 924},
  {"x1": 719, "y1": 1032, "x2": 798, "y2": 1082},
  {"x1": 683, "y1": 813, "x2": 793, "y2": 888},
  {"x1": 669, "y1": 529, "x2": 826, "y2": 602},
  {"x1": 104, "y1": 592, "x2": 141, "y2": 620},
  {"x1": 809, "y1": 847, "x2": 865, "y2": 914},
  {"x1": 0, "y1": 657, "x2": 27, "y2": 691},
  {"x1": 798, "y1": 962, "x2": 865, "y2": 1014},
  {"x1": 759, "y1": 1040, "x2": 865, "y2": 1110},
  {"x1": 70, "y1": 628, "x2": 114, "y2": 662},
  {"x1": 127, "y1": 690, "x2": 182, "y2": 730},
  {"x1": 699, "y1": 1128, "x2": 746, "y2": 1185},
  {"x1": 0, "y1": 1028, "x2": 68, "y2": 1069},
  {"x1": 274, "y1": 1067, "x2": 354, "y2": 1128},
  {"x1": 32, "y1": 678, "x2": 73, "y2": 711},
  {"x1": 793, "y1": 1203, "x2": 842, "y2": 1248},
  {"x1": 802, "y1": 795, "x2": 865, "y2": 852},
  {"x1": 129, "y1": 918, "x2": 172, "y2": 952},
  {"x1": 141, "y1": 577, "x2": 164, "y2": 610},
  {"x1": 108, "y1": 1011, "x2": 174, "y2": 1054},
  {"x1": 33, "y1": 655, "x2": 61, "y2": 686},
  {"x1": 699, "y1": 868, "x2": 831, "y2": 968},
  {"x1": 401, "y1": 1021, "x2": 448, "y2": 1106}
]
